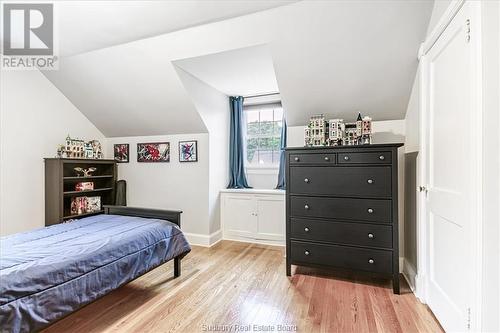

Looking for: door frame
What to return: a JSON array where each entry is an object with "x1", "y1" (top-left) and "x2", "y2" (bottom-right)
[{"x1": 416, "y1": 0, "x2": 483, "y2": 331}]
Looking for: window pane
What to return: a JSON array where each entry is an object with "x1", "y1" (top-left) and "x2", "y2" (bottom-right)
[
  {"x1": 244, "y1": 106, "x2": 283, "y2": 167},
  {"x1": 247, "y1": 137, "x2": 259, "y2": 164},
  {"x1": 259, "y1": 108, "x2": 274, "y2": 122},
  {"x1": 246, "y1": 111, "x2": 260, "y2": 136},
  {"x1": 274, "y1": 108, "x2": 283, "y2": 122}
]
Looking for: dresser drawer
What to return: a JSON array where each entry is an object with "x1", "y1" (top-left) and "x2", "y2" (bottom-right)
[
  {"x1": 289, "y1": 153, "x2": 336, "y2": 165},
  {"x1": 289, "y1": 166, "x2": 391, "y2": 197},
  {"x1": 290, "y1": 240, "x2": 393, "y2": 274},
  {"x1": 290, "y1": 218, "x2": 392, "y2": 248},
  {"x1": 338, "y1": 151, "x2": 391, "y2": 164},
  {"x1": 290, "y1": 196, "x2": 392, "y2": 224}
]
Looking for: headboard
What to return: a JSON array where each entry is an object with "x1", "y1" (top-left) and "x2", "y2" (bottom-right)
[{"x1": 103, "y1": 205, "x2": 182, "y2": 227}]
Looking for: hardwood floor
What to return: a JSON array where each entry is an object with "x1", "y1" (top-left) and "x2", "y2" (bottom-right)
[{"x1": 44, "y1": 241, "x2": 443, "y2": 333}]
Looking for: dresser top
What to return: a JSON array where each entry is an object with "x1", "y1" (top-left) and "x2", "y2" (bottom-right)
[{"x1": 286, "y1": 143, "x2": 403, "y2": 151}]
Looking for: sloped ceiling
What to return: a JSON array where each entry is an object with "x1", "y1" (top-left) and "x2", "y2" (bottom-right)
[
  {"x1": 43, "y1": 1, "x2": 432, "y2": 137},
  {"x1": 174, "y1": 45, "x2": 279, "y2": 96}
]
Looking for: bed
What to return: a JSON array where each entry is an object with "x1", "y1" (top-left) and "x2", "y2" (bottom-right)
[{"x1": 0, "y1": 205, "x2": 191, "y2": 333}]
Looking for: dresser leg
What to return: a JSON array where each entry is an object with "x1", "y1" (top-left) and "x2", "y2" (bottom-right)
[
  {"x1": 393, "y1": 274, "x2": 400, "y2": 294},
  {"x1": 286, "y1": 262, "x2": 291, "y2": 276}
]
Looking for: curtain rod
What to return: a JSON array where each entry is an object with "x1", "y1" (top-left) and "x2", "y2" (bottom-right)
[{"x1": 243, "y1": 92, "x2": 280, "y2": 99}]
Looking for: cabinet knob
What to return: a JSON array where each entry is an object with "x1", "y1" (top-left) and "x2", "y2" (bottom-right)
[
  {"x1": 368, "y1": 233, "x2": 374, "y2": 239},
  {"x1": 304, "y1": 178, "x2": 309, "y2": 183},
  {"x1": 294, "y1": 157, "x2": 300, "y2": 162},
  {"x1": 304, "y1": 204, "x2": 310, "y2": 210},
  {"x1": 343, "y1": 156, "x2": 350, "y2": 161},
  {"x1": 368, "y1": 259, "x2": 375, "y2": 264},
  {"x1": 304, "y1": 250, "x2": 310, "y2": 256},
  {"x1": 324, "y1": 156, "x2": 330, "y2": 161},
  {"x1": 304, "y1": 227, "x2": 310, "y2": 232},
  {"x1": 367, "y1": 208, "x2": 374, "y2": 214},
  {"x1": 367, "y1": 179, "x2": 374, "y2": 184},
  {"x1": 379, "y1": 155, "x2": 385, "y2": 161}
]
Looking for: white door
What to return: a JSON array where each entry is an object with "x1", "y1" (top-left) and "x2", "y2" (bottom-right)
[
  {"x1": 255, "y1": 195, "x2": 285, "y2": 242},
  {"x1": 423, "y1": 2, "x2": 480, "y2": 331},
  {"x1": 223, "y1": 195, "x2": 256, "y2": 239}
]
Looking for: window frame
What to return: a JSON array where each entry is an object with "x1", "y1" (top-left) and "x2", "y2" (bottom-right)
[{"x1": 243, "y1": 104, "x2": 283, "y2": 170}]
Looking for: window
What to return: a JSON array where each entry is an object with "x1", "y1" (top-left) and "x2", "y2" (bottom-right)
[{"x1": 244, "y1": 106, "x2": 283, "y2": 167}]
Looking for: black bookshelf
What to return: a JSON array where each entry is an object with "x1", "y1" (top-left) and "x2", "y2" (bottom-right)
[{"x1": 44, "y1": 158, "x2": 117, "y2": 226}]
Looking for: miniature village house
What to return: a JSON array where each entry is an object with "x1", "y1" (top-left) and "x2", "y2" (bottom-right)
[
  {"x1": 305, "y1": 113, "x2": 372, "y2": 147},
  {"x1": 305, "y1": 114, "x2": 328, "y2": 146},
  {"x1": 57, "y1": 135, "x2": 103, "y2": 159}
]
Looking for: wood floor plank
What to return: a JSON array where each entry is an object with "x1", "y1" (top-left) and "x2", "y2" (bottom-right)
[{"x1": 44, "y1": 241, "x2": 443, "y2": 333}]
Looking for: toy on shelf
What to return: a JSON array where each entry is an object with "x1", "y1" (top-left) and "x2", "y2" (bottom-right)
[
  {"x1": 56, "y1": 135, "x2": 103, "y2": 159},
  {"x1": 304, "y1": 112, "x2": 372, "y2": 147}
]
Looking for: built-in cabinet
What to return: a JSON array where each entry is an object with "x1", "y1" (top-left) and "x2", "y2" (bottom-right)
[{"x1": 221, "y1": 189, "x2": 285, "y2": 245}]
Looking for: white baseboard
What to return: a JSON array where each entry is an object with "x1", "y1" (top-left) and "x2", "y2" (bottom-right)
[
  {"x1": 222, "y1": 235, "x2": 285, "y2": 247},
  {"x1": 414, "y1": 273, "x2": 426, "y2": 303},
  {"x1": 402, "y1": 258, "x2": 417, "y2": 292},
  {"x1": 184, "y1": 230, "x2": 222, "y2": 247}
]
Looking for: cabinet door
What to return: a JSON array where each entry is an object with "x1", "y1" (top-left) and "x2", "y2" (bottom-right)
[
  {"x1": 223, "y1": 195, "x2": 256, "y2": 239},
  {"x1": 256, "y1": 195, "x2": 285, "y2": 241}
]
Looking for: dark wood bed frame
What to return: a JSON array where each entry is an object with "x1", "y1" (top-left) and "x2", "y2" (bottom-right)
[{"x1": 103, "y1": 205, "x2": 184, "y2": 277}]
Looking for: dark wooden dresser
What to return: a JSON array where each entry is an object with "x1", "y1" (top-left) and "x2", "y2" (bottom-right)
[{"x1": 285, "y1": 143, "x2": 403, "y2": 294}]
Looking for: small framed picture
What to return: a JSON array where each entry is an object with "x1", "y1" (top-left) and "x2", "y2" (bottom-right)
[
  {"x1": 137, "y1": 142, "x2": 170, "y2": 162},
  {"x1": 179, "y1": 140, "x2": 198, "y2": 162},
  {"x1": 114, "y1": 144, "x2": 129, "y2": 163}
]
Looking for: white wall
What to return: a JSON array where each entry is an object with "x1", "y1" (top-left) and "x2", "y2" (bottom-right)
[
  {"x1": 106, "y1": 134, "x2": 210, "y2": 238},
  {"x1": 174, "y1": 66, "x2": 229, "y2": 237},
  {"x1": 404, "y1": 70, "x2": 420, "y2": 153},
  {"x1": 0, "y1": 70, "x2": 106, "y2": 236},
  {"x1": 246, "y1": 169, "x2": 278, "y2": 189}
]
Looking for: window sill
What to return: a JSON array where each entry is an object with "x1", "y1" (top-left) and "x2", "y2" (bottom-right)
[
  {"x1": 245, "y1": 167, "x2": 279, "y2": 175},
  {"x1": 220, "y1": 188, "x2": 285, "y2": 195}
]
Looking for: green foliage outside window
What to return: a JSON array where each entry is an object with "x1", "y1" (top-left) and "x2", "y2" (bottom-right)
[{"x1": 246, "y1": 119, "x2": 282, "y2": 165}]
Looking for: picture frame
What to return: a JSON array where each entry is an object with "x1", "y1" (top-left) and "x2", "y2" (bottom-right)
[
  {"x1": 179, "y1": 140, "x2": 198, "y2": 162},
  {"x1": 113, "y1": 143, "x2": 129, "y2": 163},
  {"x1": 137, "y1": 142, "x2": 170, "y2": 162}
]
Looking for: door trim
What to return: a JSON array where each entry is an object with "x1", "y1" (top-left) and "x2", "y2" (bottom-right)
[
  {"x1": 417, "y1": 1, "x2": 483, "y2": 331},
  {"x1": 418, "y1": 0, "x2": 466, "y2": 59}
]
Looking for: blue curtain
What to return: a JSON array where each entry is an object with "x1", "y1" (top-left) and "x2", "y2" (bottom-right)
[
  {"x1": 276, "y1": 115, "x2": 287, "y2": 190},
  {"x1": 227, "y1": 96, "x2": 251, "y2": 189}
]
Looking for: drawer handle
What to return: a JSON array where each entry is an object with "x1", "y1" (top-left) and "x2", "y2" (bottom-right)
[
  {"x1": 367, "y1": 208, "x2": 374, "y2": 214},
  {"x1": 368, "y1": 259, "x2": 375, "y2": 264},
  {"x1": 368, "y1": 233, "x2": 374, "y2": 239},
  {"x1": 367, "y1": 179, "x2": 374, "y2": 184},
  {"x1": 304, "y1": 250, "x2": 310, "y2": 256},
  {"x1": 379, "y1": 155, "x2": 385, "y2": 161},
  {"x1": 304, "y1": 204, "x2": 310, "y2": 210},
  {"x1": 294, "y1": 157, "x2": 300, "y2": 162},
  {"x1": 343, "y1": 156, "x2": 350, "y2": 161},
  {"x1": 324, "y1": 156, "x2": 330, "y2": 161},
  {"x1": 304, "y1": 227, "x2": 310, "y2": 232},
  {"x1": 304, "y1": 178, "x2": 309, "y2": 183}
]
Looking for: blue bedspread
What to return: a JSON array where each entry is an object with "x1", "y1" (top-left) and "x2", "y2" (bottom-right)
[{"x1": 0, "y1": 214, "x2": 191, "y2": 333}]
